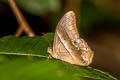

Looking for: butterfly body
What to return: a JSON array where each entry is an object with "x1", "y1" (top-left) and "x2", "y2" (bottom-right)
[{"x1": 48, "y1": 11, "x2": 94, "y2": 66}]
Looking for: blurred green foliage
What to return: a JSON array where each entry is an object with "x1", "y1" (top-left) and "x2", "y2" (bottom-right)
[
  {"x1": 1, "y1": 0, "x2": 120, "y2": 34},
  {"x1": 0, "y1": 33, "x2": 117, "y2": 80},
  {"x1": 14, "y1": 0, "x2": 61, "y2": 15},
  {"x1": 0, "y1": 0, "x2": 61, "y2": 15},
  {"x1": 80, "y1": 0, "x2": 120, "y2": 34},
  {"x1": 0, "y1": 56, "x2": 84, "y2": 80},
  {"x1": 80, "y1": 1, "x2": 104, "y2": 33}
]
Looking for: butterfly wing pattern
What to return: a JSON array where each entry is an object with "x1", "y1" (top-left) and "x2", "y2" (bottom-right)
[{"x1": 48, "y1": 11, "x2": 94, "y2": 66}]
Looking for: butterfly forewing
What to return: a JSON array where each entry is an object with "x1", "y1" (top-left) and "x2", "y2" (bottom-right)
[{"x1": 58, "y1": 11, "x2": 79, "y2": 40}]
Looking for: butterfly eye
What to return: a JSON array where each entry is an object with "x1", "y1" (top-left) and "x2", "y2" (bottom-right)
[
  {"x1": 73, "y1": 41, "x2": 77, "y2": 44},
  {"x1": 72, "y1": 40, "x2": 79, "y2": 48},
  {"x1": 71, "y1": 40, "x2": 77, "y2": 45}
]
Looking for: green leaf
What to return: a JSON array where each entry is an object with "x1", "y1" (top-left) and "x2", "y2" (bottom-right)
[
  {"x1": 0, "y1": 33, "x2": 54, "y2": 57},
  {"x1": 0, "y1": 56, "x2": 84, "y2": 80},
  {"x1": 0, "y1": 33, "x2": 117, "y2": 80}
]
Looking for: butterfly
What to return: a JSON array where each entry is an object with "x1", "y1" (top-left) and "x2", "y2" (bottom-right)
[{"x1": 48, "y1": 11, "x2": 94, "y2": 66}]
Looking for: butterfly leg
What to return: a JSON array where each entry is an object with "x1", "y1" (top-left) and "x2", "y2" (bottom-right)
[
  {"x1": 47, "y1": 47, "x2": 53, "y2": 59},
  {"x1": 48, "y1": 47, "x2": 53, "y2": 54}
]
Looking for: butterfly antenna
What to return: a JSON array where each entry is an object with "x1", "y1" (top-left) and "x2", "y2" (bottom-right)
[{"x1": 42, "y1": 32, "x2": 52, "y2": 47}]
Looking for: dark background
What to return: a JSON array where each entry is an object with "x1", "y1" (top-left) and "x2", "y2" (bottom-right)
[{"x1": 0, "y1": 0, "x2": 120, "y2": 79}]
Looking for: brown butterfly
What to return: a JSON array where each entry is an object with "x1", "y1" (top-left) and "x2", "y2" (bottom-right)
[{"x1": 48, "y1": 11, "x2": 94, "y2": 66}]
